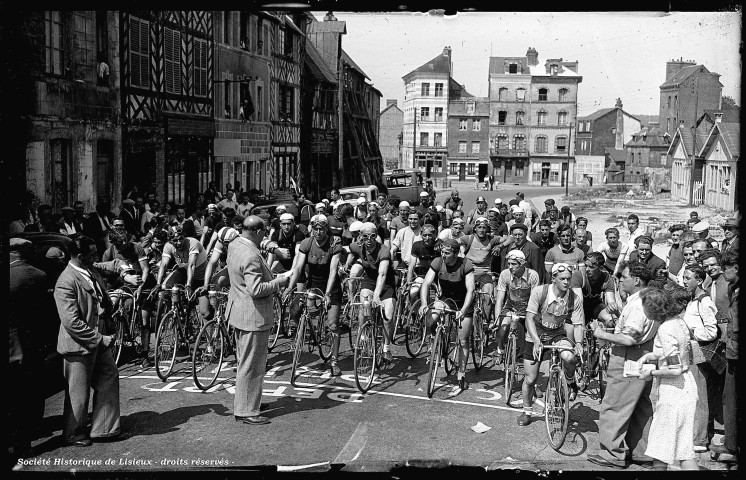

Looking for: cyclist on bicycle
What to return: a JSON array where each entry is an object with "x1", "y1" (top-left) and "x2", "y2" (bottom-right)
[
  {"x1": 198, "y1": 215, "x2": 245, "y2": 322},
  {"x1": 458, "y1": 216, "x2": 502, "y2": 325},
  {"x1": 518, "y1": 262, "x2": 585, "y2": 426},
  {"x1": 543, "y1": 224, "x2": 586, "y2": 287},
  {"x1": 492, "y1": 249, "x2": 540, "y2": 358},
  {"x1": 343, "y1": 222, "x2": 397, "y2": 364},
  {"x1": 267, "y1": 213, "x2": 307, "y2": 276},
  {"x1": 418, "y1": 238, "x2": 475, "y2": 391},
  {"x1": 579, "y1": 252, "x2": 620, "y2": 328},
  {"x1": 287, "y1": 214, "x2": 345, "y2": 375},
  {"x1": 407, "y1": 224, "x2": 441, "y2": 306}
]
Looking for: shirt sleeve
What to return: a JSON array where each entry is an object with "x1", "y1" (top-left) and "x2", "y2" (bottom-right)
[
  {"x1": 619, "y1": 300, "x2": 646, "y2": 340},
  {"x1": 657, "y1": 325, "x2": 682, "y2": 361},
  {"x1": 496, "y1": 270, "x2": 509, "y2": 292},
  {"x1": 330, "y1": 240, "x2": 343, "y2": 257},
  {"x1": 298, "y1": 238, "x2": 311, "y2": 255},
  {"x1": 162, "y1": 243, "x2": 174, "y2": 259},
  {"x1": 429, "y1": 257, "x2": 442, "y2": 273},
  {"x1": 693, "y1": 296, "x2": 719, "y2": 341},
  {"x1": 526, "y1": 286, "x2": 542, "y2": 316},
  {"x1": 571, "y1": 291, "x2": 585, "y2": 325},
  {"x1": 378, "y1": 245, "x2": 392, "y2": 262},
  {"x1": 189, "y1": 240, "x2": 200, "y2": 257}
]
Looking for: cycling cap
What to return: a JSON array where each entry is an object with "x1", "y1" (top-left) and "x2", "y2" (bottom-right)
[
  {"x1": 506, "y1": 250, "x2": 526, "y2": 263},
  {"x1": 368, "y1": 202, "x2": 379, "y2": 210},
  {"x1": 279, "y1": 213, "x2": 294, "y2": 222},
  {"x1": 451, "y1": 218, "x2": 465, "y2": 226},
  {"x1": 399, "y1": 201, "x2": 410, "y2": 208},
  {"x1": 349, "y1": 221, "x2": 363, "y2": 233},
  {"x1": 474, "y1": 216, "x2": 488, "y2": 225},
  {"x1": 494, "y1": 198, "x2": 503, "y2": 204},
  {"x1": 419, "y1": 191, "x2": 429, "y2": 197},
  {"x1": 360, "y1": 222, "x2": 377, "y2": 235},
  {"x1": 310, "y1": 214, "x2": 328, "y2": 226},
  {"x1": 321, "y1": 198, "x2": 330, "y2": 204},
  {"x1": 488, "y1": 207, "x2": 500, "y2": 213},
  {"x1": 422, "y1": 224, "x2": 437, "y2": 234},
  {"x1": 441, "y1": 238, "x2": 460, "y2": 253},
  {"x1": 511, "y1": 205, "x2": 523, "y2": 214},
  {"x1": 357, "y1": 197, "x2": 367, "y2": 206},
  {"x1": 275, "y1": 205, "x2": 287, "y2": 212},
  {"x1": 476, "y1": 196, "x2": 486, "y2": 203},
  {"x1": 315, "y1": 202, "x2": 325, "y2": 210},
  {"x1": 217, "y1": 226, "x2": 239, "y2": 244},
  {"x1": 552, "y1": 262, "x2": 571, "y2": 275}
]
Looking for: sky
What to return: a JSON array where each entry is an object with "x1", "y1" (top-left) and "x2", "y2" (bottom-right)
[{"x1": 312, "y1": 11, "x2": 741, "y2": 116}]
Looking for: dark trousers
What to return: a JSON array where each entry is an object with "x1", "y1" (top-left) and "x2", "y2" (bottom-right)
[
  {"x1": 597, "y1": 345, "x2": 654, "y2": 464},
  {"x1": 723, "y1": 359, "x2": 738, "y2": 452},
  {"x1": 9, "y1": 361, "x2": 44, "y2": 458}
]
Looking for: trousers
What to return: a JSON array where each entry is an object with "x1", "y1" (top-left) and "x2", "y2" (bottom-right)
[
  {"x1": 233, "y1": 328, "x2": 270, "y2": 417},
  {"x1": 597, "y1": 344, "x2": 654, "y2": 464},
  {"x1": 62, "y1": 345, "x2": 121, "y2": 442},
  {"x1": 723, "y1": 359, "x2": 738, "y2": 452}
]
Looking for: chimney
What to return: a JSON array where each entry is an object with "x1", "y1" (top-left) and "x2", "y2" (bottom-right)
[
  {"x1": 323, "y1": 11, "x2": 337, "y2": 21},
  {"x1": 442, "y1": 46, "x2": 452, "y2": 74},
  {"x1": 715, "y1": 112, "x2": 723, "y2": 123},
  {"x1": 386, "y1": 99, "x2": 397, "y2": 108},
  {"x1": 615, "y1": 98, "x2": 623, "y2": 109},
  {"x1": 665, "y1": 57, "x2": 697, "y2": 81},
  {"x1": 526, "y1": 47, "x2": 539, "y2": 66},
  {"x1": 307, "y1": 14, "x2": 347, "y2": 75}
]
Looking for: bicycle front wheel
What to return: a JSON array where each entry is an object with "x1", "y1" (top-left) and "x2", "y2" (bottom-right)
[
  {"x1": 192, "y1": 320, "x2": 225, "y2": 391},
  {"x1": 426, "y1": 327, "x2": 443, "y2": 398},
  {"x1": 317, "y1": 309, "x2": 333, "y2": 362},
  {"x1": 504, "y1": 333, "x2": 517, "y2": 405},
  {"x1": 391, "y1": 295, "x2": 407, "y2": 345},
  {"x1": 545, "y1": 367, "x2": 570, "y2": 451},
  {"x1": 290, "y1": 315, "x2": 307, "y2": 386},
  {"x1": 471, "y1": 313, "x2": 485, "y2": 371},
  {"x1": 354, "y1": 322, "x2": 376, "y2": 392},
  {"x1": 405, "y1": 300, "x2": 426, "y2": 358},
  {"x1": 269, "y1": 294, "x2": 283, "y2": 351},
  {"x1": 130, "y1": 310, "x2": 143, "y2": 356},
  {"x1": 443, "y1": 320, "x2": 459, "y2": 375},
  {"x1": 154, "y1": 312, "x2": 179, "y2": 381},
  {"x1": 112, "y1": 312, "x2": 126, "y2": 366}
]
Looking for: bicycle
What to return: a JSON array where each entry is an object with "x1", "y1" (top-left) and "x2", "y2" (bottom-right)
[
  {"x1": 353, "y1": 296, "x2": 387, "y2": 393},
  {"x1": 498, "y1": 312, "x2": 526, "y2": 406},
  {"x1": 340, "y1": 276, "x2": 362, "y2": 352},
  {"x1": 269, "y1": 283, "x2": 295, "y2": 351},
  {"x1": 404, "y1": 283, "x2": 439, "y2": 358},
  {"x1": 470, "y1": 286, "x2": 492, "y2": 371},
  {"x1": 108, "y1": 286, "x2": 140, "y2": 366},
  {"x1": 191, "y1": 287, "x2": 234, "y2": 390},
  {"x1": 424, "y1": 299, "x2": 460, "y2": 398},
  {"x1": 289, "y1": 288, "x2": 325, "y2": 386},
  {"x1": 541, "y1": 344, "x2": 575, "y2": 451},
  {"x1": 154, "y1": 284, "x2": 202, "y2": 381},
  {"x1": 391, "y1": 266, "x2": 411, "y2": 345}
]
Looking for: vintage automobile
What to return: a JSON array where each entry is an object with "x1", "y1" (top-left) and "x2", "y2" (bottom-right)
[
  {"x1": 382, "y1": 169, "x2": 425, "y2": 205},
  {"x1": 338, "y1": 184, "x2": 380, "y2": 204}
]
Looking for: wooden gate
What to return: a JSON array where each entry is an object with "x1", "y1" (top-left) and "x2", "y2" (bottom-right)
[{"x1": 692, "y1": 180, "x2": 704, "y2": 206}]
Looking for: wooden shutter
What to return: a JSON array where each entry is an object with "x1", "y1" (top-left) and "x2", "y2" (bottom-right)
[
  {"x1": 194, "y1": 39, "x2": 207, "y2": 97},
  {"x1": 130, "y1": 17, "x2": 149, "y2": 88},
  {"x1": 164, "y1": 27, "x2": 180, "y2": 94}
]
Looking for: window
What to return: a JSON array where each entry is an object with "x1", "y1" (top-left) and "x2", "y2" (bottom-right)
[
  {"x1": 499, "y1": 88, "x2": 508, "y2": 101},
  {"x1": 472, "y1": 119, "x2": 480, "y2": 131},
  {"x1": 472, "y1": 142, "x2": 480, "y2": 153},
  {"x1": 538, "y1": 88, "x2": 548, "y2": 101},
  {"x1": 434, "y1": 107, "x2": 443, "y2": 121},
  {"x1": 421, "y1": 83, "x2": 430, "y2": 96},
  {"x1": 535, "y1": 136, "x2": 547, "y2": 153},
  {"x1": 420, "y1": 107, "x2": 429, "y2": 121},
  {"x1": 667, "y1": 96, "x2": 671, "y2": 108},
  {"x1": 637, "y1": 152, "x2": 641, "y2": 164},
  {"x1": 660, "y1": 153, "x2": 667, "y2": 167},
  {"x1": 277, "y1": 28, "x2": 285, "y2": 56},
  {"x1": 129, "y1": 16, "x2": 150, "y2": 88},
  {"x1": 537, "y1": 111, "x2": 547, "y2": 126},
  {"x1": 459, "y1": 119, "x2": 467, "y2": 130},
  {"x1": 509, "y1": 63, "x2": 518, "y2": 73},
  {"x1": 674, "y1": 95, "x2": 677, "y2": 108},
  {"x1": 223, "y1": 12, "x2": 231, "y2": 44},
  {"x1": 96, "y1": 140, "x2": 114, "y2": 202},
  {"x1": 581, "y1": 140, "x2": 588, "y2": 151},
  {"x1": 533, "y1": 170, "x2": 542, "y2": 182},
  {"x1": 558, "y1": 111, "x2": 568, "y2": 126},
  {"x1": 516, "y1": 110, "x2": 524, "y2": 125},
  {"x1": 262, "y1": 22, "x2": 269, "y2": 56},
  {"x1": 466, "y1": 102, "x2": 475, "y2": 115},
  {"x1": 555, "y1": 136, "x2": 567, "y2": 153},
  {"x1": 498, "y1": 111, "x2": 507, "y2": 125},
  {"x1": 240, "y1": 12, "x2": 248, "y2": 48},
  {"x1": 224, "y1": 79, "x2": 231, "y2": 117},
  {"x1": 96, "y1": 11, "x2": 109, "y2": 72},
  {"x1": 256, "y1": 85, "x2": 263, "y2": 121},
  {"x1": 420, "y1": 132, "x2": 429, "y2": 146},
  {"x1": 550, "y1": 64, "x2": 558, "y2": 75},
  {"x1": 516, "y1": 88, "x2": 525, "y2": 101},
  {"x1": 467, "y1": 163, "x2": 475, "y2": 175},
  {"x1": 514, "y1": 135, "x2": 526, "y2": 150},
  {"x1": 433, "y1": 132, "x2": 442, "y2": 147},
  {"x1": 449, "y1": 162, "x2": 458, "y2": 175},
  {"x1": 496, "y1": 135, "x2": 508, "y2": 149},
  {"x1": 550, "y1": 169, "x2": 559, "y2": 182},
  {"x1": 279, "y1": 84, "x2": 294, "y2": 122},
  {"x1": 515, "y1": 160, "x2": 524, "y2": 177},
  {"x1": 194, "y1": 38, "x2": 208, "y2": 97},
  {"x1": 45, "y1": 11, "x2": 64, "y2": 75},
  {"x1": 284, "y1": 28, "x2": 293, "y2": 57},
  {"x1": 558, "y1": 88, "x2": 568, "y2": 102},
  {"x1": 458, "y1": 141, "x2": 467, "y2": 153},
  {"x1": 51, "y1": 139, "x2": 72, "y2": 210},
  {"x1": 434, "y1": 83, "x2": 443, "y2": 97},
  {"x1": 73, "y1": 13, "x2": 94, "y2": 82},
  {"x1": 164, "y1": 27, "x2": 181, "y2": 94}
]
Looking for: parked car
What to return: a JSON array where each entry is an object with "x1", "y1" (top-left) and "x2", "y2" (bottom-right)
[
  {"x1": 12, "y1": 232, "x2": 73, "y2": 397},
  {"x1": 338, "y1": 185, "x2": 380, "y2": 204},
  {"x1": 383, "y1": 168, "x2": 425, "y2": 205}
]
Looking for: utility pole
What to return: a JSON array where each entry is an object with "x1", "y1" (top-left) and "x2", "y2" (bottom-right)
[{"x1": 412, "y1": 107, "x2": 417, "y2": 170}]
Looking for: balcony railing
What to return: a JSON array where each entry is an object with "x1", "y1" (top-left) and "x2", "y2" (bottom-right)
[{"x1": 490, "y1": 148, "x2": 528, "y2": 157}]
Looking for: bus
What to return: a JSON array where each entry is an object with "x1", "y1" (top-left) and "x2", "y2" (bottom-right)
[{"x1": 383, "y1": 169, "x2": 425, "y2": 205}]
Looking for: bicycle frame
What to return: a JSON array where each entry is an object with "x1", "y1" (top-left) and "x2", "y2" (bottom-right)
[
  {"x1": 425, "y1": 300, "x2": 460, "y2": 398},
  {"x1": 542, "y1": 344, "x2": 574, "y2": 451},
  {"x1": 289, "y1": 287, "x2": 326, "y2": 386}
]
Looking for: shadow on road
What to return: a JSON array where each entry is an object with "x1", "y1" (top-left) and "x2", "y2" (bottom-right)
[{"x1": 123, "y1": 403, "x2": 233, "y2": 435}]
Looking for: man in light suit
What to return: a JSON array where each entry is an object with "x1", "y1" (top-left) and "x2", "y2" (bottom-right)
[
  {"x1": 227, "y1": 216, "x2": 289, "y2": 425},
  {"x1": 54, "y1": 235, "x2": 122, "y2": 446}
]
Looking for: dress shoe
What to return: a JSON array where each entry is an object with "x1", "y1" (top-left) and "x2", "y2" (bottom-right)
[
  {"x1": 710, "y1": 443, "x2": 736, "y2": 455},
  {"x1": 586, "y1": 454, "x2": 628, "y2": 469},
  {"x1": 517, "y1": 412, "x2": 532, "y2": 426},
  {"x1": 65, "y1": 438, "x2": 93, "y2": 447},
  {"x1": 235, "y1": 415, "x2": 270, "y2": 425}
]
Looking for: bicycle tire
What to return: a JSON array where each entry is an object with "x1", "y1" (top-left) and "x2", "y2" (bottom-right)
[
  {"x1": 405, "y1": 299, "x2": 426, "y2": 358},
  {"x1": 354, "y1": 322, "x2": 376, "y2": 393},
  {"x1": 391, "y1": 295, "x2": 407, "y2": 345},
  {"x1": 545, "y1": 367, "x2": 570, "y2": 451},
  {"x1": 154, "y1": 312, "x2": 179, "y2": 381},
  {"x1": 374, "y1": 312, "x2": 384, "y2": 369},
  {"x1": 598, "y1": 348, "x2": 609, "y2": 401},
  {"x1": 269, "y1": 295, "x2": 283, "y2": 351},
  {"x1": 306, "y1": 311, "x2": 317, "y2": 353},
  {"x1": 443, "y1": 319, "x2": 459, "y2": 375},
  {"x1": 504, "y1": 333, "x2": 517, "y2": 405},
  {"x1": 426, "y1": 327, "x2": 443, "y2": 398},
  {"x1": 317, "y1": 308, "x2": 333, "y2": 362},
  {"x1": 130, "y1": 310, "x2": 143, "y2": 356},
  {"x1": 471, "y1": 312, "x2": 485, "y2": 371},
  {"x1": 192, "y1": 319, "x2": 225, "y2": 391},
  {"x1": 290, "y1": 315, "x2": 307, "y2": 386},
  {"x1": 112, "y1": 311, "x2": 126, "y2": 366}
]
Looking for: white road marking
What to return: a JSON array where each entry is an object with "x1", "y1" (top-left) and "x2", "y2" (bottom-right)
[
  {"x1": 332, "y1": 422, "x2": 369, "y2": 465},
  {"x1": 276, "y1": 462, "x2": 330, "y2": 471}
]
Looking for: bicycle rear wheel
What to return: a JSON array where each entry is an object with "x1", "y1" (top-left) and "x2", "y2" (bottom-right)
[
  {"x1": 192, "y1": 319, "x2": 225, "y2": 391},
  {"x1": 471, "y1": 312, "x2": 485, "y2": 371},
  {"x1": 391, "y1": 295, "x2": 407, "y2": 345},
  {"x1": 112, "y1": 312, "x2": 126, "y2": 366},
  {"x1": 317, "y1": 309, "x2": 333, "y2": 362},
  {"x1": 269, "y1": 294, "x2": 283, "y2": 351},
  {"x1": 426, "y1": 327, "x2": 443, "y2": 398},
  {"x1": 545, "y1": 367, "x2": 570, "y2": 451},
  {"x1": 504, "y1": 333, "x2": 517, "y2": 405},
  {"x1": 598, "y1": 348, "x2": 609, "y2": 401},
  {"x1": 354, "y1": 322, "x2": 376, "y2": 392},
  {"x1": 443, "y1": 320, "x2": 459, "y2": 375},
  {"x1": 405, "y1": 300, "x2": 426, "y2": 358},
  {"x1": 130, "y1": 310, "x2": 143, "y2": 356},
  {"x1": 154, "y1": 312, "x2": 179, "y2": 380},
  {"x1": 290, "y1": 315, "x2": 307, "y2": 386}
]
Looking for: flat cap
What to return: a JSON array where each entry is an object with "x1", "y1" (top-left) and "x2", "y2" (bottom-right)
[
  {"x1": 510, "y1": 222, "x2": 528, "y2": 233},
  {"x1": 9, "y1": 237, "x2": 32, "y2": 251}
]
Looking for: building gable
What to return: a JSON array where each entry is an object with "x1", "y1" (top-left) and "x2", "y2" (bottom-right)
[{"x1": 673, "y1": 141, "x2": 688, "y2": 160}]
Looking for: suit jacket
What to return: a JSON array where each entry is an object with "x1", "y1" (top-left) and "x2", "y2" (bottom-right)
[
  {"x1": 85, "y1": 212, "x2": 112, "y2": 239},
  {"x1": 10, "y1": 260, "x2": 48, "y2": 365},
  {"x1": 226, "y1": 236, "x2": 283, "y2": 332},
  {"x1": 54, "y1": 263, "x2": 114, "y2": 355}
]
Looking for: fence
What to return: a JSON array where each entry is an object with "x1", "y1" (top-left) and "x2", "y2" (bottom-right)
[{"x1": 692, "y1": 180, "x2": 704, "y2": 206}]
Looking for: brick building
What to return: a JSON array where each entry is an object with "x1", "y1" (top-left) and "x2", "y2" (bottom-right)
[
  {"x1": 624, "y1": 124, "x2": 671, "y2": 187},
  {"x1": 447, "y1": 95, "x2": 490, "y2": 181},
  {"x1": 659, "y1": 58, "x2": 723, "y2": 136},
  {"x1": 379, "y1": 100, "x2": 404, "y2": 170},
  {"x1": 16, "y1": 11, "x2": 123, "y2": 213}
]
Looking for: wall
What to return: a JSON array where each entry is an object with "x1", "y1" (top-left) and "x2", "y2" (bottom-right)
[
  {"x1": 574, "y1": 155, "x2": 605, "y2": 186},
  {"x1": 379, "y1": 106, "x2": 403, "y2": 168}
]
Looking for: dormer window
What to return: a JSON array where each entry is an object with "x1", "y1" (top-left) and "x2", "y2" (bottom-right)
[
  {"x1": 509, "y1": 63, "x2": 518, "y2": 74},
  {"x1": 550, "y1": 64, "x2": 558, "y2": 75}
]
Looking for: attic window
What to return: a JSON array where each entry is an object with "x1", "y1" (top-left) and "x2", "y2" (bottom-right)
[
  {"x1": 550, "y1": 64, "x2": 558, "y2": 75},
  {"x1": 509, "y1": 64, "x2": 518, "y2": 74}
]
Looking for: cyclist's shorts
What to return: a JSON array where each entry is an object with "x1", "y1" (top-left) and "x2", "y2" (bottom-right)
[
  {"x1": 410, "y1": 277, "x2": 425, "y2": 288},
  {"x1": 360, "y1": 285, "x2": 395, "y2": 302},
  {"x1": 427, "y1": 298, "x2": 473, "y2": 318},
  {"x1": 523, "y1": 334, "x2": 573, "y2": 363},
  {"x1": 583, "y1": 299, "x2": 607, "y2": 321},
  {"x1": 498, "y1": 309, "x2": 527, "y2": 326},
  {"x1": 475, "y1": 272, "x2": 494, "y2": 286}
]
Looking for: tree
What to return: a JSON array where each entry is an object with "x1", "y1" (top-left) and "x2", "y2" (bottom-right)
[{"x1": 722, "y1": 96, "x2": 739, "y2": 109}]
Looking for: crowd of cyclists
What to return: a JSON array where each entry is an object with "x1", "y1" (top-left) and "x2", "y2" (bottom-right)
[{"x1": 41, "y1": 184, "x2": 739, "y2": 432}]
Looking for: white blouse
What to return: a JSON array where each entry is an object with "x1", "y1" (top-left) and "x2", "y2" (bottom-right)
[{"x1": 682, "y1": 295, "x2": 718, "y2": 342}]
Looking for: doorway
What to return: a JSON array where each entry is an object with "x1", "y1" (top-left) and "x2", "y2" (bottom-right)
[
  {"x1": 503, "y1": 160, "x2": 512, "y2": 182},
  {"x1": 541, "y1": 162, "x2": 550, "y2": 186},
  {"x1": 458, "y1": 163, "x2": 466, "y2": 181},
  {"x1": 478, "y1": 163, "x2": 488, "y2": 182}
]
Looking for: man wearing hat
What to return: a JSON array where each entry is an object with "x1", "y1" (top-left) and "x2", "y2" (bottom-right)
[
  {"x1": 466, "y1": 196, "x2": 489, "y2": 225},
  {"x1": 488, "y1": 207, "x2": 508, "y2": 237},
  {"x1": 120, "y1": 198, "x2": 140, "y2": 237},
  {"x1": 692, "y1": 220, "x2": 719, "y2": 250},
  {"x1": 315, "y1": 202, "x2": 327, "y2": 216},
  {"x1": 445, "y1": 189, "x2": 463, "y2": 213},
  {"x1": 85, "y1": 201, "x2": 114, "y2": 256},
  {"x1": 59, "y1": 206, "x2": 83, "y2": 236},
  {"x1": 10, "y1": 237, "x2": 49, "y2": 459},
  {"x1": 416, "y1": 191, "x2": 431, "y2": 217},
  {"x1": 720, "y1": 218, "x2": 739, "y2": 254},
  {"x1": 388, "y1": 201, "x2": 411, "y2": 245},
  {"x1": 540, "y1": 199, "x2": 556, "y2": 220},
  {"x1": 499, "y1": 222, "x2": 544, "y2": 283},
  {"x1": 267, "y1": 212, "x2": 307, "y2": 283},
  {"x1": 353, "y1": 196, "x2": 368, "y2": 222},
  {"x1": 506, "y1": 205, "x2": 530, "y2": 232},
  {"x1": 365, "y1": 202, "x2": 390, "y2": 247},
  {"x1": 516, "y1": 192, "x2": 539, "y2": 231},
  {"x1": 543, "y1": 224, "x2": 586, "y2": 287}
]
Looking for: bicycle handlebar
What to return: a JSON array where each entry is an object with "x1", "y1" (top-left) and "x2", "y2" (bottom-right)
[{"x1": 542, "y1": 345, "x2": 575, "y2": 352}]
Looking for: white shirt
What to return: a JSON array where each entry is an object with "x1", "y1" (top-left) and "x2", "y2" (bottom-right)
[
  {"x1": 60, "y1": 221, "x2": 77, "y2": 235},
  {"x1": 392, "y1": 226, "x2": 421, "y2": 265},
  {"x1": 518, "y1": 200, "x2": 533, "y2": 222},
  {"x1": 683, "y1": 295, "x2": 718, "y2": 342},
  {"x1": 70, "y1": 263, "x2": 106, "y2": 316},
  {"x1": 623, "y1": 227, "x2": 643, "y2": 261}
]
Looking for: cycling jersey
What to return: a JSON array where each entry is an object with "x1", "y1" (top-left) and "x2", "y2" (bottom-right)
[
  {"x1": 212, "y1": 226, "x2": 239, "y2": 262},
  {"x1": 595, "y1": 240, "x2": 627, "y2": 273},
  {"x1": 460, "y1": 234, "x2": 500, "y2": 277},
  {"x1": 349, "y1": 241, "x2": 396, "y2": 296},
  {"x1": 496, "y1": 267, "x2": 540, "y2": 316},
  {"x1": 270, "y1": 227, "x2": 306, "y2": 271},
  {"x1": 429, "y1": 256, "x2": 474, "y2": 311},
  {"x1": 526, "y1": 285, "x2": 583, "y2": 343},
  {"x1": 102, "y1": 241, "x2": 148, "y2": 274},
  {"x1": 544, "y1": 244, "x2": 585, "y2": 286},
  {"x1": 299, "y1": 236, "x2": 343, "y2": 303},
  {"x1": 410, "y1": 239, "x2": 441, "y2": 277},
  {"x1": 162, "y1": 237, "x2": 207, "y2": 283}
]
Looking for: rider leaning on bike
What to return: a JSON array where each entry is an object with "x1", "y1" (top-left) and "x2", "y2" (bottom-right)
[
  {"x1": 580, "y1": 252, "x2": 621, "y2": 328},
  {"x1": 406, "y1": 223, "x2": 441, "y2": 306},
  {"x1": 419, "y1": 238, "x2": 476, "y2": 391},
  {"x1": 519, "y1": 262, "x2": 585, "y2": 426}
]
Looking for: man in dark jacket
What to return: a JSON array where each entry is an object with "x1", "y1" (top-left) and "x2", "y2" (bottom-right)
[{"x1": 84, "y1": 201, "x2": 114, "y2": 257}]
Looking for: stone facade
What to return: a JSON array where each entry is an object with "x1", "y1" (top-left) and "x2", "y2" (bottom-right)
[{"x1": 379, "y1": 100, "x2": 404, "y2": 170}]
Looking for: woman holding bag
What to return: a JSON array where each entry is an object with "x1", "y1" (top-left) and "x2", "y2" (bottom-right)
[{"x1": 681, "y1": 265, "x2": 719, "y2": 452}]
